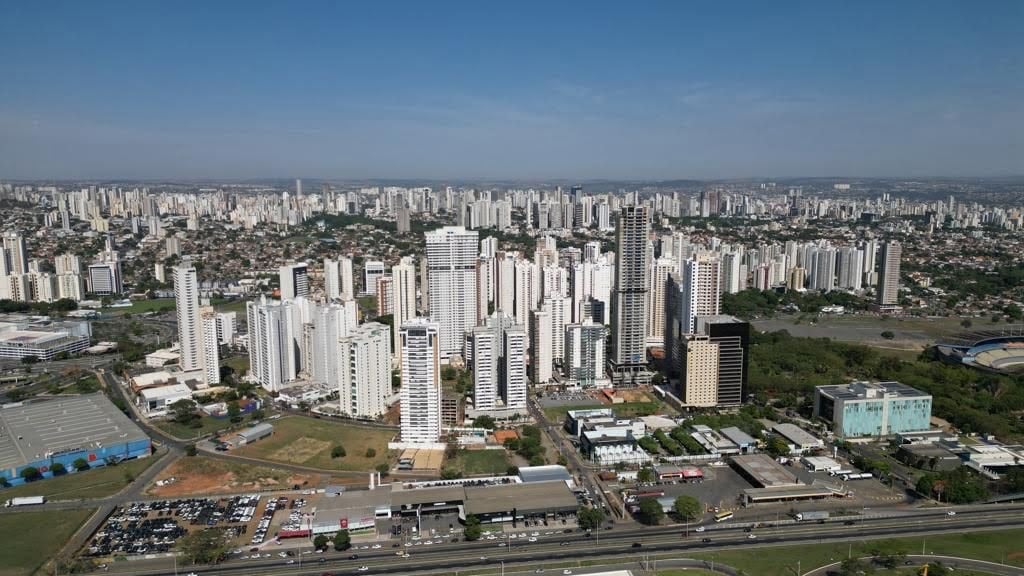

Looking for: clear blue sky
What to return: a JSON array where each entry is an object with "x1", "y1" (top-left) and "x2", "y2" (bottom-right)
[{"x1": 1, "y1": 1, "x2": 1021, "y2": 180}]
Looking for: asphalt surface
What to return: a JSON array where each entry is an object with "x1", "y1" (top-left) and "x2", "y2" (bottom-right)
[{"x1": 101, "y1": 505, "x2": 1024, "y2": 576}]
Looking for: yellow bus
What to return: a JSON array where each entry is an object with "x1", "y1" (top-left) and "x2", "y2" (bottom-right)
[{"x1": 714, "y1": 511, "x2": 734, "y2": 523}]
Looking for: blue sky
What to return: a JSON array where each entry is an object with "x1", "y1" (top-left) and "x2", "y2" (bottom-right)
[{"x1": 0, "y1": 1, "x2": 1021, "y2": 180}]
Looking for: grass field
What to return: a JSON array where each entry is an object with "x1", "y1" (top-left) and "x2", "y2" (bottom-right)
[
  {"x1": 0, "y1": 456, "x2": 157, "y2": 501},
  {"x1": 233, "y1": 416, "x2": 395, "y2": 471},
  {"x1": 688, "y1": 529, "x2": 1024, "y2": 575},
  {"x1": 108, "y1": 298, "x2": 176, "y2": 315},
  {"x1": 154, "y1": 413, "x2": 254, "y2": 440},
  {"x1": 211, "y1": 298, "x2": 249, "y2": 314},
  {"x1": 0, "y1": 508, "x2": 94, "y2": 576},
  {"x1": 543, "y1": 401, "x2": 666, "y2": 422},
  {"x1": 447, "y1": 450, "x2": 511, "y2": 476},
  {"x1": 221, "y1": 355, "x2": 250, "y2": 375}
]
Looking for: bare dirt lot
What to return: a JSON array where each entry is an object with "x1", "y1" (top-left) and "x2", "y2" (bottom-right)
[{"x1": 147, "y1": 456, "x2": 321, "y2": 497}]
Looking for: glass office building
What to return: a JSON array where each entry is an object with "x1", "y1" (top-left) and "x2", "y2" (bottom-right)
[{"x1": 814, "y1": 381, "x2": 932, "y2": 439}]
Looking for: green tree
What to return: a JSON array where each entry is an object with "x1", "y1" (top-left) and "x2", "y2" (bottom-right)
[
  {"x1": 577, "y1": 507, "x2": 605, "y2": 530},
  {"x1": 226, "y1": 401, "x2": 242, "y2": 423},
  {"x1": 838, "y1": 558, "x2": 873, "y2": 576},
  {"x1": 463, "y1": 515, "x2": 482, "y2": 541},
  {"x1": 73, "y1": 458, "x2": 91, "y2": 472},
  {"x1": 637, "y1": 467, "x2": 655, "y2": 484},
  {"x1": 176, "y1": 528, "x2": 228, "y2": 564},
  {"x1": 185, "y1": 444, "x2": 198, "y2": 457},
  {"x1": 441, "y1": 467, "x2": 462, "y2": 480},
  {"x1": 50, "y1": 462, "x2": 67, "y2": 476},
  {"x1": 672, "y1": 495, "x2": 701, "y2": 521},
  {"x1": 636, "y1": 497, "x2": 665, "y2": 525},
  {"x1": 20, "y1": 355, "x2": 39, "y2": 365},
  {"x1": 375, "y1": 463, "x2": 390, "y2": 476},
  {"x1": 333, "y1": 530, "x2": 351, "y2": 551},
  {"x1": 474, "y1": 415, "x2": 496, "y2": 430},
  {"x1": 331, "y1": 445, "x2": 346, "y2": 459},
  {"x1": 20, "y1": 467, "x2": 41, "y2": 482},
  {"x1": 765, "y1": 436, "x2": 791, "y2": 458},
  {"x1": 365, "y1": 447, "x2": 377, "y2": 458},
  {"x1": 506, "y1": 465, "x2": 519, "y2": 476},
  {"x1": 169, "y1": 399, "x2": 199, "y2": 424}
]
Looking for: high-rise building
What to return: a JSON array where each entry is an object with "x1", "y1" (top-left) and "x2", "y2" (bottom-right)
[
  {"x1": 338, "y1": 322, "x2": 392, "y2": 418},
  {"x1": 339, "y1": 256, "x2": 355, "y2": 300},
  {"x1": 54, "y1": 253, "x2": 80, "y2": 275},
  {"x1": 363, "y1": 260, "x2": 386, "y2": 296},
  {"x1": 609, "y1": 205, "x2": 652, "y2": 385},
  {"x1": 2, "y1": 232, "x2": 28, "y2": 276},
  {"x1": 173, "y1": 264, "x2": 220, "y2": 385},
  {"x1": 247, "y1": 297, "x2": 300, "y2": 392},
  {"x1": 324, "y1": 258, "x2": 341, "y2": 300},
  {"x1": 565, "y1": 320, "x2": 608, "y2": 388},
  {"x1": 646, "y1": 256, "x2": 677, "y2": 347},
  {"x1": 679, "y1": 252, "x2": 721, "y2": 334},
  {"x1": 56, "y1": 273, "x2": 84, "y2": 301},
  {"x1": 541, "y1": 294, "x2": 570, "y2": 363},
  {"x1": 530, "y1": 309, "x2": 553, "y2": 384},
  {"x1": 425, "y1": 226, "x2": 478, "y2": 359},
  {"x1": 680, "y1": 335, "x2": 719, "y2": 407},
  {"x1": 837, "y1": 247, "x2": 864, "y2": 291},
  {"x1": 215, "y1": 311, "x2": 237, "y2": 346},
  {"x1": 502, "y1": 325, "x2": 527, "y2": 409},
  {"x1": 469, "y1": 325, "x2": 499, "y2": 411},
  {"x1": 399, "y1": 319, "x2": 443, "y2": 444},
  {"x1": 279, "y1": 263, "x2": 309, "y2": 300},
  {"x1": 877, "y1": 241, "x2": 901, "y2": 306},
  {"x1": 391, "y1": 257, "x2": 418, "y2": 361},
  {"x1": 695, "y1": 315, "x2": 750, "y2": 407},
  {"x1": 376, "y1": 275, "x2": 394, "y2": 315},
  {"x1": 310, "y1": 300, "x2": 358, "y2": 390}
]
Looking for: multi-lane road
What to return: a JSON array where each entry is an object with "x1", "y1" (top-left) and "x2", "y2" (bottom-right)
[{"x1": 99, "y1": 505, "x2": 1024, "y2": 576}]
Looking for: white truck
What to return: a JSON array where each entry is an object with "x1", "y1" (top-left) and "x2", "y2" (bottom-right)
[
  {"x1": 5, "y1": 496, "x2": 45, "y2": 507},
  {"x1": 795, "y1": 510, "x2": 829, "y2": 522}
]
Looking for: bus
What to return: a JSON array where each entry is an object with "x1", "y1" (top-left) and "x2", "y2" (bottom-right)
[{"x1": 714, "y1": 511, "x2": 734, "y2": 523}]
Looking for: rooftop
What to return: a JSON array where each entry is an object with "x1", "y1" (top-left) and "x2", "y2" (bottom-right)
[
  {"x1": 0, "y1": 394, "x2": 149, "y2": 470},
  {"x1": 517, "y1": 465, "x2": 572, "y2": 484},
  {"x1": 732, "y1": 454, "x2": 802, "y2": 488},
  {"x1": 817, "y1": 381, "x2": 931, "y2": 401},
  {"x1": 772, "y1": 423, "x2": 824, "y2": 447},
  {"x1": 464, "y1": 480, "x2": 577, "y2": 516}
]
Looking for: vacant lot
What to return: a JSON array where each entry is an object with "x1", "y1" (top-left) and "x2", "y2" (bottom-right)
[
  {"x1": 543, "y1": 400, "x2": 666, "y2": 422},
  {"x1": 1, "y1": 456, "x2": 157, "y2": 501},
  {"x1": 155, "y1": 412, "x2": 260, "y2": 440},
  {"x1": 148, "y1": 456, "x2": 318, "y2": 497},
  {"x1": 447, "y1": 450, "x2": 510, "y2": 476},
  {"x1": 0, "y1": 508, "x2": 94, "y2": 576},
  {"x1": 232, "y1": 416, "x2": 396, "y2": 471},
  {"x1": 108, "y1": 298, "x2": 176, "y2": 315},
  {"x1": 754, "y1": 314, "x2": 972, "y2": 349}
]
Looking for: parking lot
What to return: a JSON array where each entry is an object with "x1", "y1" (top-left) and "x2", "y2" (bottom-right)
[{"x1": 85, "y1": 495, "x2": 273, "y2": 558}]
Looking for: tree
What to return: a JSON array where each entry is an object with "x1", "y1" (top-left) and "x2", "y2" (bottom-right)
[
  {"x1": 375, "y1": 463, "x2": 390, "y2": 477},
  {"x1": 365, "y1": 447, "x2": 377, "y2": 458},
  {"x1": 636, "y1": 497, "x2": 664, "y2": 525},
  {"x1": 765, "y1": 435, "x2": 791, "y2": 458},
  {"x1": 20, "y1": 355, "x2": 39, "y2": 365},
  {"x1": 226, "y1": 401, "x2": 242, "y2": 423},
  {"x1": 474, "y1": 415, "x2": 496, "y2": 430},
  {"x1": 312, "y1": 534, "x2": 329, "y2": 550},
  {"x1": 960, "y1": 318, "x2": 973, "y2": 329},
  {"x1": 185, "y1": 444, "x2": 198, "y2": 457},
  {"x1": 50, "y1": 462, "x2": 67, "y2": 476},
  {"x1": 333, "y1": 530, "x2": 351, "y2": 551},
  {"x1": 176, "y1": 529, "x2": 228, "y2": 564},
  {"x1": 673, "y1": 495, "x2": 701, "y2": 521},
  {"x1": 506, "y1": 465, "x2": 520, "y2": 476},
  {"x1": 331, "y1": 445, "x2": 346, "y2": 459},
  {"x1": 637, "y1": 467, "x2": 655, "y2": 484},
  {"x1": 441, "y1": 468, "x2": 462, "y2": 480},
  {"x1": 20, "y1": 467, "x2": 41, "y2": 482},
  {"x1": 463, "y1": 515, "x2": 482, "y2": 541},
  {"x1": 250, "y1": 408, "x2": 266, "y2": 421},
  {"x1": 73, "y1": 458, "x2": 90, "y2": 472},
  {"x1": 169, "y1": 399, "x2": 199, "y2": 424},
  {"x1": 0, "y1": 477, "x2": 8, "y2": 488},
  {"x1": 880, "y1": 330, "x2": 895, "y2": 340},
  {"x1": 838, "y1": 558, "x2": 873, "y2": 576},
  {"x1": 577, "y1": 507, "x2": 605, "y2": 530}
]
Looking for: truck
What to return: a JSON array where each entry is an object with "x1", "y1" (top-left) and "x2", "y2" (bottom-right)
[
  {"x1": 842, "y1": 473, "x2": 873, "y2": 481},
  {"x1": 5, "y1": 496, "x2": 45, "y2": 507},
  {"x1": 794, "y1": 511, "x2": 829, "y2": 522}
]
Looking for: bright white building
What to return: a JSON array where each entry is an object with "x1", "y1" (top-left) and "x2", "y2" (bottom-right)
[
  {"x1": 502, "y1": 325, "x2": 527, "y2": 409},
  {"x1": 279, "y1": 262, "x2": 309, "y2": 300},
  {"x1": 391, "y1": 256, "x2": 417, "y2": 361},
  {"x1": 399, "y1": 319, "x2": 443, "y2": 444},
  {"x1": 680, "y1": 252, "x2": 722, "y2": 334},
  {"x1": 338, "y1": 322, "x2": 392, "y2": 418},
  {"x1": 530, "y1": 309, "x2": 553, "y2": 384},
  {"x1": 247, "y1": 297, "x2": 300, "y2": 392},
  {"x1": 425, "y1": 226, "x2": 479, "y2": 359}
]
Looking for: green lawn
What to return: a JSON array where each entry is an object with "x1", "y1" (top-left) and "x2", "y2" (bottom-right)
[
  {"x1": 1, "y1": 456, "x2": 158, "y2": 500},
  {"x1": 221, "y1": 355, "x2": 250, "y2": 375},
  {"x1": 543, "y1": 401, "x2": 666, "y2": 422},
  {"x1": 447, "y1": 450, "x2": 511, "y2": 476},
  {"x1": 107, "y1": 298, "x2": 176, "y2": 315},
  {"x1": 688, "y1": 529, "x2": 1024, "y2": 575},
  {"x1": 211, "y1": 298, "x2": 249, "y2": 314},
  {"x1": 0, "y1": 508, "x2": 95, "y2": 576},
  {"x1": 232, "y1": 415, "x2": 396, "y2": 471}
]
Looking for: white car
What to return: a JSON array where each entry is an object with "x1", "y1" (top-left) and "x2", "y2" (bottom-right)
[
  {"x1": 563, "y1": 571, "x2": 573, "y2": 575},
  {"x1": 946, "y1": 510, "x2": 957, "y2": 516},
  {"x1": 695, "y1": 526, "x2": 706, "y2": 532},
  {"x1": 358, "y1": 567, "x2": 369, "y2": 572},
  {"x1": 371, "y1": 544, "x2": 382, "y2": 549},
  {"x1": 528, "y1": 537, "x2": 538, "y2": 542},
  {"x1": 747, "y1": 533, "x2": 757, "y2": 540}
]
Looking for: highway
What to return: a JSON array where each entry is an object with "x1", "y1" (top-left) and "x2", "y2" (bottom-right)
[{"x1": 100, "y1": 505, "x2": 1024, "y2": 576}]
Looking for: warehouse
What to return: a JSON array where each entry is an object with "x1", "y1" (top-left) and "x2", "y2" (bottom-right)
[
  {"x1": 236, "y1": 423, "x2": 274, "y2": 445},
  {"x1": 0, "y1": 393, "x2": 151, "y2": 486},
  {"x1": 463, "y1": 480, "x2": 578, "y2": 523},
  {"x1": 730, "y1": 454, "x2": 802, "y2": 488}
]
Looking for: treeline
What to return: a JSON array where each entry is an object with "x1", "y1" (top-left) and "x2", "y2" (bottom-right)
[
  {"x1": 749, "y1": 330, "x2": 1024, "y2": 440},
  {"x1": 0, "y1": 298, "x2": 78, "y2": 315},
  {"x1": 722, "y1": 288, "x2": 869, "y2": 319}
]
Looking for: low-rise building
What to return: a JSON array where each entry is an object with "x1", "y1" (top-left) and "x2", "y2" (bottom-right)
[
  {"x1": 771, "y1": 423, "x2": 824, "y2": 454},
  {"x1": 137, "y1": 383, "x2": 193, "y2": 416},
  {"x1": 814, "y1": 381, "x2": 932, "y2": 439}
]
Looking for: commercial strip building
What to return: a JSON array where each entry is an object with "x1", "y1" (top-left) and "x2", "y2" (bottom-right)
[
  {"x1": 771, "y1": 423, "x2": 825, "y2": 454},
  {"x1": 814, "y1": 381, "x2": 932, "y2": 439},
  {"x1": 0, "y1": 394, "x2": 151, "y2": 486}
]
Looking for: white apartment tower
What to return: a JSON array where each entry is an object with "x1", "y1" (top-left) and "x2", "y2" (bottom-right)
[
  {"x1": 174, "y1": 264, "x2": 220, "y2": 384},
  {"x1": 681, "y1": 335, "x2": 719, "y2": 407},
  {"x1": 279, "y1": 263, "x2": 310, "y2": 300},
  {"x1": 400, "y1": 319, "x2": 443, "y2": 444},
  {"x1": 425, "y1": 226, "x2": 479, "y2": 359},
  {"x1": 338, "y1": 322, "x2": 392, "y2": 418},
  {"x1": 646, "y1": 256, "x2": 677, "y2": 346},
  {"x1": 609, "y1": 205, "x2": 652, "y2": 385},
  {"x1": 2, "y1": 232, "x2": 28, "y2": 276},
  {"x1": 391, "y1": 257, "x2": 418, "y2": 361},
  {"x1": 502, "y1": 326, "x2": 528, "y2": 409},
  {"x1": 680, "y1": 252, "x2": 722, "y2": 334},
  {"x1": 530, "y1": 309, "x2": 553, "y2": 384},
  {"x1": 469, "y1": 325, "x2": 499, "y2": 410},
  {"x1": 878, "y1": 241, "x2": 902, "y2": 305},
  {"x1": 247, "y1": 297, "x2": 300, "y2": 392}
]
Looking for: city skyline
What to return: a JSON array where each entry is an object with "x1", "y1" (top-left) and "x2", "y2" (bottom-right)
[{"x1": 2, "y1": 2, "x2": 1022, "y2": 180}]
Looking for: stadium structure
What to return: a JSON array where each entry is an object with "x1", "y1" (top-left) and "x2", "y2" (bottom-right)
[
  {"x1": 0, "y1": 393, "x2": 151, "y2": 486},
  {"x1": 935, "y1": 326, "x2": 1024, "y2": 374}
]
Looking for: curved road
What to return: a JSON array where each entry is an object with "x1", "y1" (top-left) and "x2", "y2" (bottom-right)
[{"x1": 807, "y1": 555, "x2": 1024, "y2": 576}]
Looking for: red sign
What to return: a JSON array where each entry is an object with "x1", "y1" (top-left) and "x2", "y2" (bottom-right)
[
  {"x1": 88, "y1": 453, "x2": 97, "y2": 462},
  {"x1": 340, "y1": 518, "x2": 349, "y2": 529}
]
